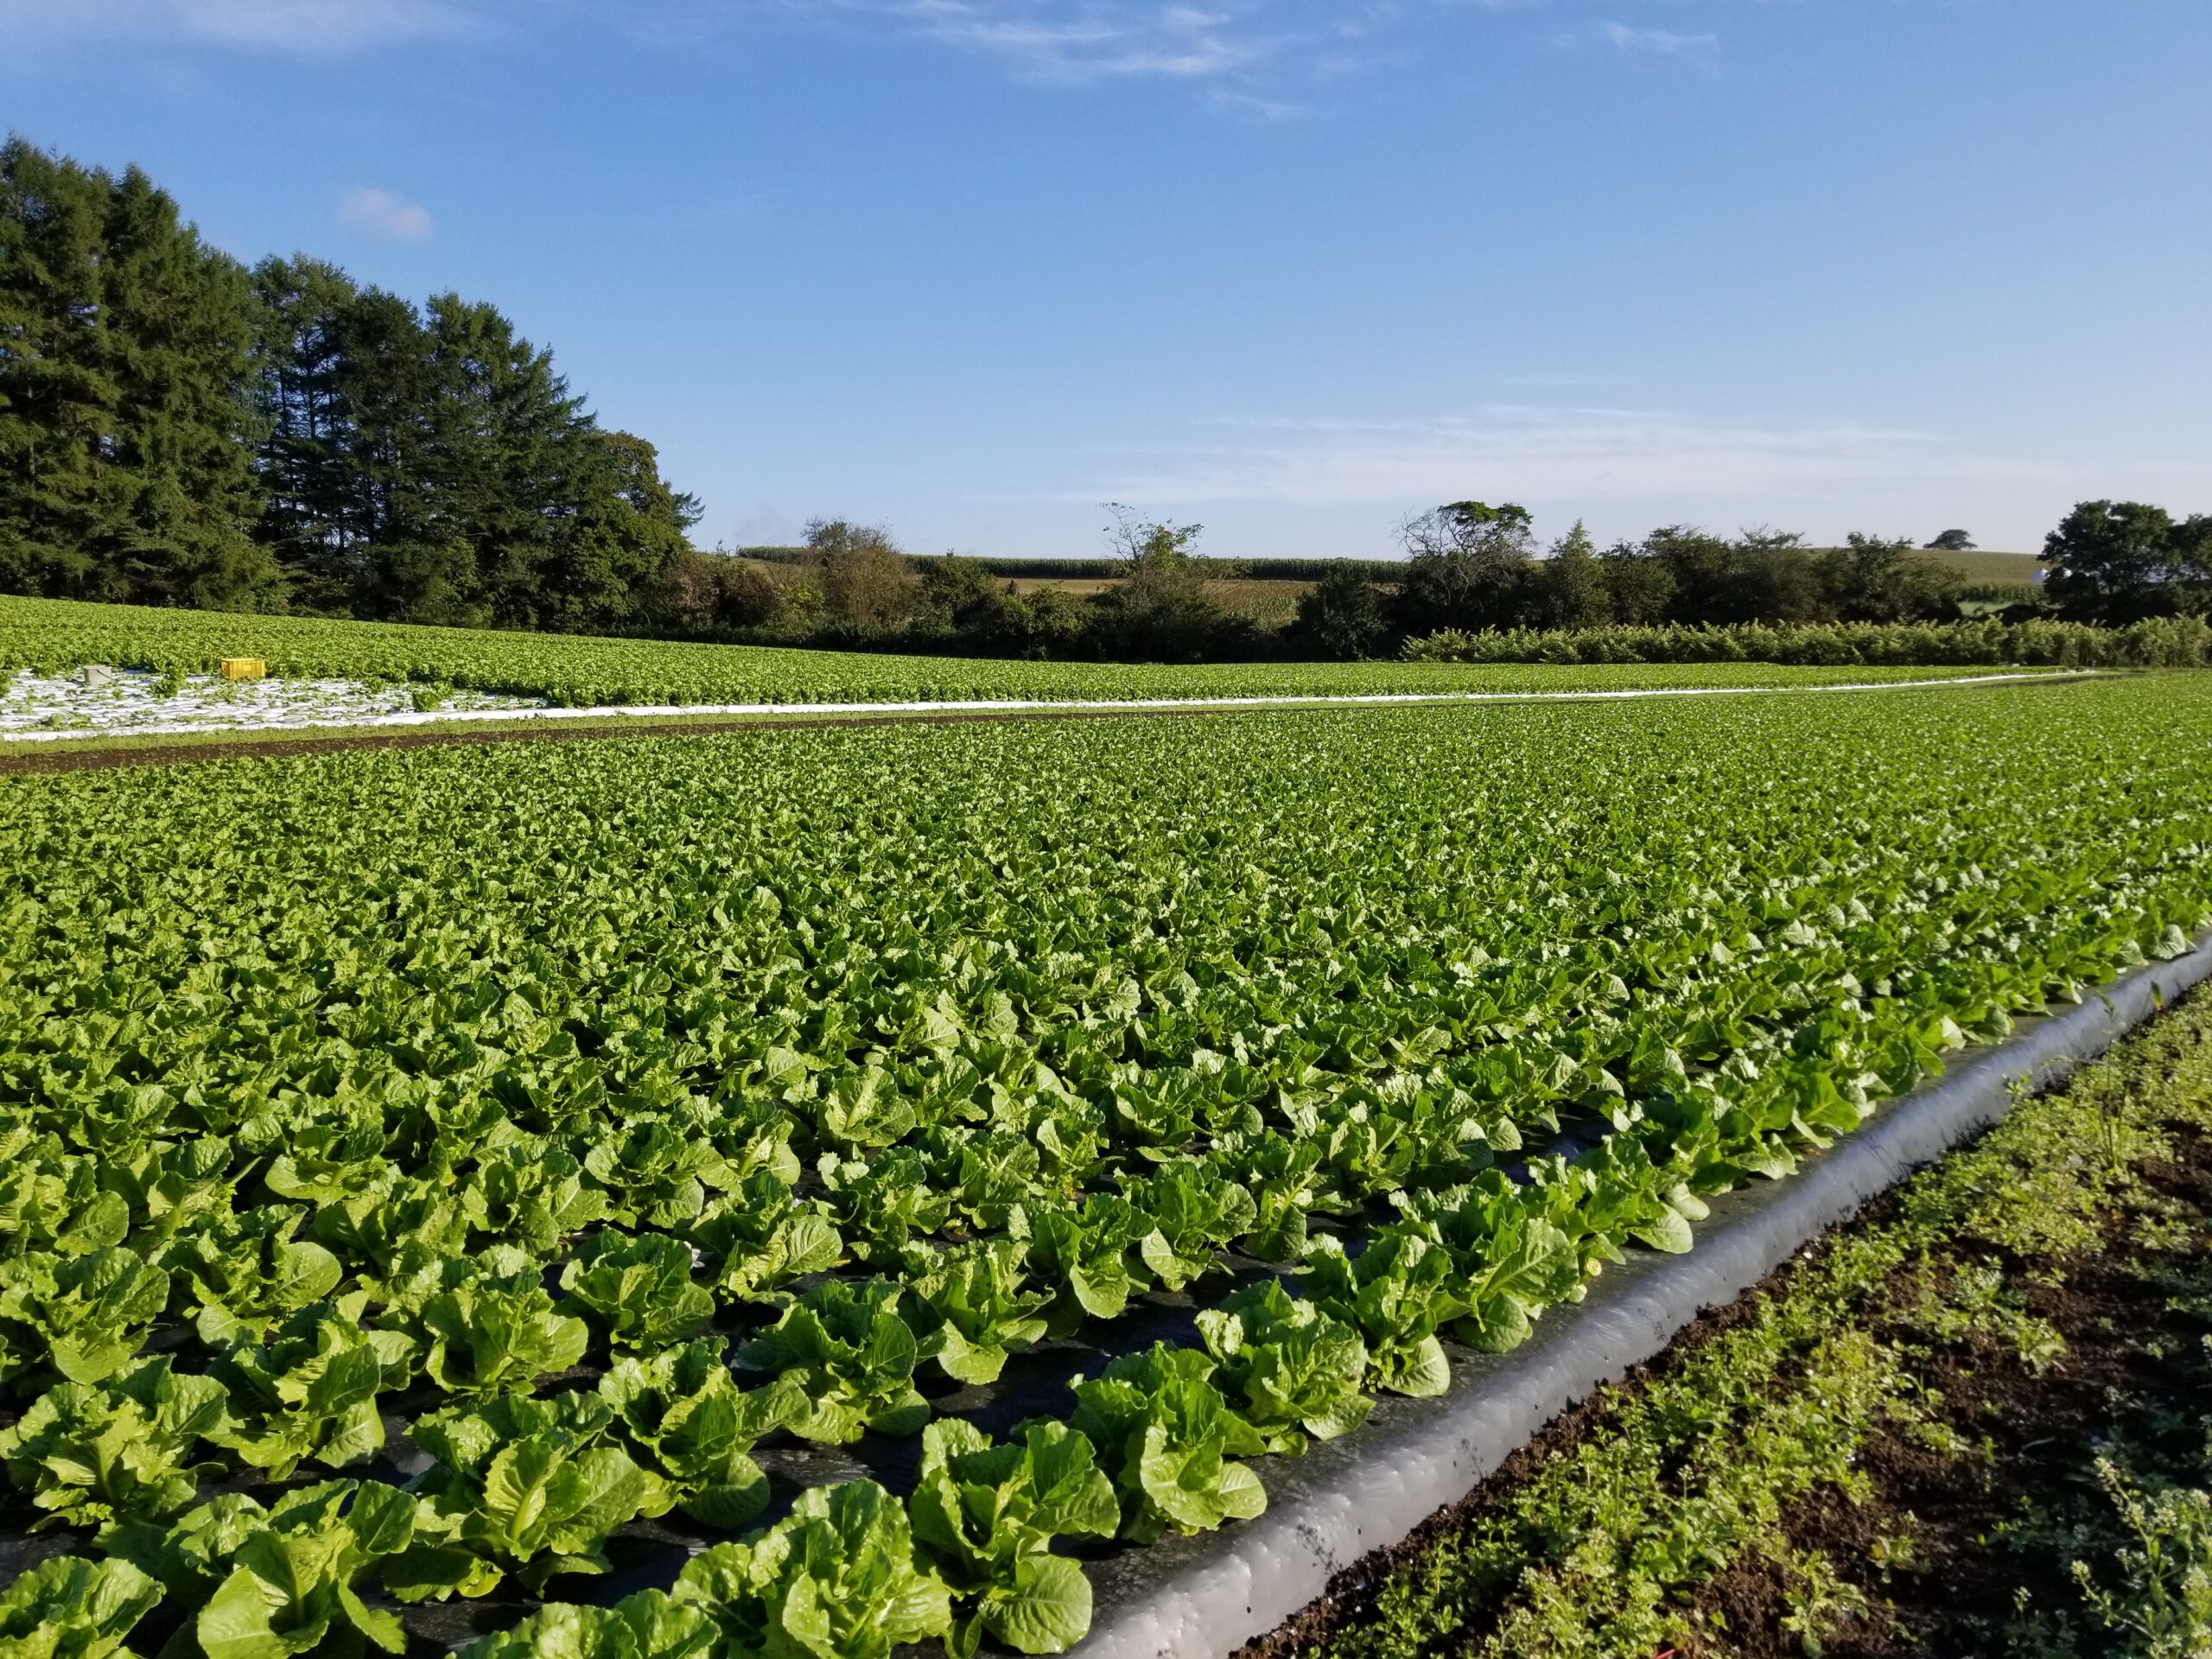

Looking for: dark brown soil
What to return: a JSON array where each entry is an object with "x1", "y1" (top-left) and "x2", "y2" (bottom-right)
[
  {"x1": 1732, "y1": 1126, "x2": 2212, "y2": 1659},
  {"x1": 1236, "y1": 1126, "x2": 2212, "y2": 1659},
  {"x1": 1229, "y1": 1214, "x2": 1884, "y2": 1659}
]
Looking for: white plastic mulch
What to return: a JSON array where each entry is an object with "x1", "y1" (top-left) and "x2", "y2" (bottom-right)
[
  {"x1": 0, "y1": 668, "x2": 2092, "y2": 745},
  {"x1": 0, "y1": 668, "x2": 543, "y2": 736}
]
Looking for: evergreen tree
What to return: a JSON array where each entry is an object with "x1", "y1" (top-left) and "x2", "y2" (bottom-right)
[
  {"x1": 0, "y1": 137, "x2": 277, "y2": 608},
  {"x1": 419, "y1": 292, "x2": 588, "y2": 627},
  {"x1": 1535, "y1": 519, "x2": 1612, "y2": 629},
  {"x1": 250, "y1": 255, "x2": 362, "y2": 611}
]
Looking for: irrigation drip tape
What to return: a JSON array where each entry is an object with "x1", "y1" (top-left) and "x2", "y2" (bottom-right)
[{"x1": 1070, "y1": 929, "x2": 2212, "y2": 1659}]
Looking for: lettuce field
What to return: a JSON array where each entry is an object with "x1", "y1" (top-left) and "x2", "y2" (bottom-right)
[
  {"x1": 2, "y1": 677, "x2": 2209, "y2": 1659},
  {"x1": 0, "y1": 593, "x2": 2043, "y2": 712}
]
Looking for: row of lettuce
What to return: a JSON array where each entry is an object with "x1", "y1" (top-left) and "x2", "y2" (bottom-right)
[
  {"x1": 3, "y1": 687, "x2": 2211, "y2": 1658},
  {"x1": 0, "y1": 593, "x2": 2149, "y2": 711},
  {"x1": 1294, "y1": 934, "x2": 2212, "y2": 1658}
]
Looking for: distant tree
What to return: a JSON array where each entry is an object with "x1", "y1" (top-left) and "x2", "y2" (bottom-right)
[
  {"x1": 1637, "y1": 525, "x2": 1739, "y2": 623},
  {"x1": 1923, "y1": 528, "x2": 1976, "y2": 551},
  {"x1": 805, "y1": 518, "x2": 919, "y2": 630},
  {"x1": 1817, "y1": 532, "x2": 1960, "y2": 623},
  {"x1": 1534, "y1": 519, "x2": 1611, "y2": 630},
  {"x1": 4, "y1": 136, "x2": 705, "y2": 632},
  {"x1": 1599, "y1": 538, "x2": 1676, "y2": 625},
  {"x1": 1395, "y1": 499, "x2": 1536, "y2": 634},
  {"x1": 251, "y1": 255, "x2": 365, "y2": 611},
  {"x1": 543, "y1": 430, "x2": 701, "y2": 632},
  {"x1": 0, "y1": 137, "x2": 280, "y2": 609},
  {"x1": 1086, "y1": 505, "x2": 1238, "y2": 661},
  {"x1": 995, "y1": 584, "x2": 1088, "y2": 657},
  {"x1": 1635, "y1": 524, "x2": 1829, "y2": 626},
  {"x1": 649, "y1": 549, "x2": 782, "y2": 636},
  {"x1": 1294, "y1": 563, "x2": 1389, "y2": 658},
  {"x1": 2044, "y1": 499, "x2": 2210, "y2": 623},
  {"x1": 416, "y1": 292, "x2": 598, "y2": 629},
  {"x1": 914, "y1": 553, "x2": 1003, "y2": 628}
]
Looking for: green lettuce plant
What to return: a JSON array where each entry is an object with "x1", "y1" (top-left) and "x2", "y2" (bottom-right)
[
  {"x1": 735, "y1": 1278, "x2": 928, "y2": 1442},
  {"x1": 1123, "y1": 1161, "x2": 1257, "y2": 1293},
  {"x1": 158, "y1": 1207, "x2": 343, "y2": 1344},
  {"x1": 904, "y1": 1237, "x2": 1051, "y2": 1385},
  {"x1": 909, "y1": 1421, "x2": 1118, "y2": 1656},
  {"x1": 0, "y1": 1555, "x2": 164, "y2": 1659},
  {"x1": 683, "y1": 1173, "x2": 842, "y2": 1303},
  {"x1": 383, "y1": 1255, "x2": 588, "y2": 1398},
  {"x1": 598, "y1": 1339, "x2": 803, "y2": 1528},
  {"x1": 461, "y1": 1590, "x2": 717, "y2": 1659},
  {"x1": 0, "y1": 1357, "x2": 229, "y2": 1533},
  {"x1": 385, "y1": 1392, "x2": 660, "y2": 1600},
  {"x1": 207, "y1": 1302, "x2": 417, "y2": 1476},
  {"x1": 1067, "y1": 1342, "x2": 1267, "y2": 1544},
  {"x1": 1301, "y1": 1230, "x2": 1465, "y2": 1397},
  {"x1": 0, "y1": 1135, "x2": 129, "y2": 1259},
  {"x1": 1391, "y1": 1173, "x2": 1586, "y2": 1353},
  {"x1": 1023, "y1": 1193, "x2": 1153, "y2": 1338},
  {"x1": 557, "y1": 1231, "x2": 715, "y2": 1354},
  {"x1": 0, "y1": 1245, "x2": 170, "y2": 1386},
  {"x1": 671, "y1": 1480, "x2": 952, "y2": 1659},
  {"x1": 1195, "y1": 1279, "x2": 1371, "y2": 1453},
  {"x1": 192, "y1": 1480, "x2": 418, "y2": 1659}
]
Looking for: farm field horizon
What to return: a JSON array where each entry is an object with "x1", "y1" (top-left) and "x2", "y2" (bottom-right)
[{"x1": 8, "y1": 4, "x2": 2212, "y2": 1649}]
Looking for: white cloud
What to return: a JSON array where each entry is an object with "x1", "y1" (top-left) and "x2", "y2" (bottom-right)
[
  {"x1": 0, "y1": 0, "x2": 471, "y2": 49},
  {"x1": 1595, "y1": 20, "x2": 1719, "y2": 69},
  {"x1": 339, "y1": 186, "x2": 435, "y2": 241},
  {"x1": 1060, "y1": 406, "x2": 2031, "y2": 508},
  {"x1": 776, "y1": 0, "x2": 1274, "y2": 83},
  {"x1": 0, "y1": 0, "x2": 1715, "y2": 93}
]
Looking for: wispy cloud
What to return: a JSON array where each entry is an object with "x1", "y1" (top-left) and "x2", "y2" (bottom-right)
[
  {"x1": 888, "y1": 0, "x2": 1259, "y2": 82},
  {"x1": 1058, "y1": 407, "x2": 2030, "y2": 506},
  {"x1": 1, "y1": 0, "x2": 1722, "y2": 96},
  {"x1": 1594, "y1": 20, "x2": 1719, "y2": 72},
  {"x1": 339, "y1": 186, "x2": 435, "y2": 241},
  {"x1": 0, "y1": 0, "x2": 472, "y2": 50}
]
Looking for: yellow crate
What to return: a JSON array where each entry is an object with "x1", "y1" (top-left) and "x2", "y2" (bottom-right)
[{"x1": 218, "y1": 658, "x2": 266, "y2": 681}]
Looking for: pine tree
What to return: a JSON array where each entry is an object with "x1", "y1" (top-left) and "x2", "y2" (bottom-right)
[
  {"x1": 1538, "y1": 519, "x2": 1612, "y2": 629},
  {"x1": 98, "y1": 163, "x2": 281, "y2": 608},
  {"x1": 420, "y1": 293, "x2": 588, "y2": 627},
  {"x1": 0, "y1": 138, "x2": 278, "y2": 608},
  {"x1": 6, "y1": 137, "x2": 705, "y2": 631},
  {"x1": 251, "y1": 255, "x2": 363, "y2": 611},
  {"x1": 0, "y1": 138, "x2": 121, "y2": 596}
]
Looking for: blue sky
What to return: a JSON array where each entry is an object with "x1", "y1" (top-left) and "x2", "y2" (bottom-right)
[{"x1": 5, "y1": 1, "x2": 2208, "y2": 560}]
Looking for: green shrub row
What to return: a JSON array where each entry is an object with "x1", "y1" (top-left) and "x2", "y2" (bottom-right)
[{"x1": 1402, "y1": 613, "x2": 2212, "y2": 669}]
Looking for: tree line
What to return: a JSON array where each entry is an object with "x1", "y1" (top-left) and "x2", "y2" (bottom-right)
[
  {"x1": 0, "y1": 136, "x2": 699, "y2": 631},
  {"x1": 7, "y1": 136, "x2": 2208, "y2": 663},
  {"x1": 670, "y1": 500, "x2": 2212, "y2": 664}
]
